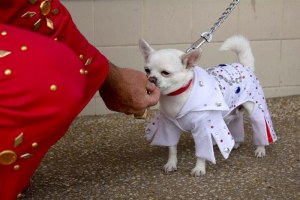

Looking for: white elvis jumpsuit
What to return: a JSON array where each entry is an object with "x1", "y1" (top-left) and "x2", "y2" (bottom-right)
[{"x1": 145, "y1": 64, "x2": 277, "y2": 164}]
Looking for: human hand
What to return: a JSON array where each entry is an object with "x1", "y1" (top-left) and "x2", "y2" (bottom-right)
[{"x1": 99, "y1": 62, "x2": 160, "y2": 116}]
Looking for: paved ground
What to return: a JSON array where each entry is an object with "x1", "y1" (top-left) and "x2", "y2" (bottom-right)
[{"x1": 22, "y1": 96, "x2": 300, "y2": 200}]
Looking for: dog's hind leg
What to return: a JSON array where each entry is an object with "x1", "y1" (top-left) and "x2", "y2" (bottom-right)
[
  {"x1": 226, "y1": 110, "x2": 245, "y2": 149},
  {"x1": 243, "y1": 101, "x2": 266, "y2": 157},
  {"x1": 164, "y1": 145, "x2": 178, "y2": 173}
]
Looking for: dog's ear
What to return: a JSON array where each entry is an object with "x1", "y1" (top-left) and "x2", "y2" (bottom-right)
[
  {"x1": 181, "y1": 49, "x2": 202, "y2": 68},
  {"x1": 139, "y1": 39, "x2": 155, "y2": 62}
]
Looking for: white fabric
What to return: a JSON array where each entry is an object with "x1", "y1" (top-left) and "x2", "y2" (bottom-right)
[{"x1": 145, "y1": 64, "x2": 278, "y2": 164}]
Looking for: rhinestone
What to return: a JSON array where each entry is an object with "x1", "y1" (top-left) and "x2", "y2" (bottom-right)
[
  {"x1": 235, "y1": 87, "x2": 241, "y2": 94},
  {"x1": 258, "y1": 104, "x2": 263, "y2": 109},
  {"x1": 224, "y1": 148, "x2": 230, "y2": 153},
  {"x1": 199, "y1": 81, "x2": 204, "y2": 87},
  {"x1": 216, "y1": 102, "x2": 222, "y2": 107}
]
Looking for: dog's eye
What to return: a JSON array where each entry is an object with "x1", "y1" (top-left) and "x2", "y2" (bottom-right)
[
  {"x1": 144, "y1": 67, "x2": 150, "y2": 75},
  {"x1": 161, "y1": 71, "x2": 170, "y2": 77}
]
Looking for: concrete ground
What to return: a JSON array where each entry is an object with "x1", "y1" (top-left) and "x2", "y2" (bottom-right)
[{"x1": 22, "y1": 96, "x2": 300, "y2": 200}]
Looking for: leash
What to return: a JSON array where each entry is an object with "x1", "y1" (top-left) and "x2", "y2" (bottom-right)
[{"x1": 186, "y1": 0, "x2": 240, "y2": 53}]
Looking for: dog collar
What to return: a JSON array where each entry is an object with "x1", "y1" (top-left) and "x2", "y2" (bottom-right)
[{"x1": 167, "y1": 79, "x2": 193, "y2": 96}]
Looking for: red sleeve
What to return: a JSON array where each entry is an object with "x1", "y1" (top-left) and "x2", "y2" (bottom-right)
[{"x1": 0, "y1": 0, "x2": 109, "y2": 101}]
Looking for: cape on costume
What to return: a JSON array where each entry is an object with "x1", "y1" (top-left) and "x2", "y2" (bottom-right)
[
  {"x1": 0, "y1": 1, "x2": 109, "y2": 199},
  {"x1": 146, "y1": 64, "x2": 277, "y2": 164}
]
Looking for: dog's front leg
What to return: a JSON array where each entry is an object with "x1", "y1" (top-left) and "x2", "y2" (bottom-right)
[
  {"x1": 255, "y1": 145, "x2": 266, "y2": 157},
  {"x1": 191, "y1": 157, "x2": 206, "y2": 177},
  {"x1": 164, "y1": 145, "x2": 177, "y2": 173}
]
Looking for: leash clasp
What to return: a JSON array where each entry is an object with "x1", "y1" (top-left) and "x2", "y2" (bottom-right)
[{"x1": 186, "y1": 32, "x2": 212, "y2": 53}]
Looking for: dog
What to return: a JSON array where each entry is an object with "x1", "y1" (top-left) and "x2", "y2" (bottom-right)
[{"x1": 139, "y1": 35, "x2": 277, "y2": 176}]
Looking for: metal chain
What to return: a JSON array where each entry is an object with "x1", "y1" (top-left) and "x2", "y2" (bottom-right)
[{"x1": 186, "y1": 0, "x2": 240, "y2": 52}]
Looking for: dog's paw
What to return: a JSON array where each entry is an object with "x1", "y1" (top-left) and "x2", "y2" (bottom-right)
[
  {"x1": 191, "y1": 166, "x2": 206, "y2": 177},
  {"x1": 233, "y1": 142, "x2": 240, "y2": 149},
  {"x1": 164, "y1": 161, "x2": 177, "y2": 173},
  {"x1": 255, "y1": 146, "x2": 266, "y2": 158}
]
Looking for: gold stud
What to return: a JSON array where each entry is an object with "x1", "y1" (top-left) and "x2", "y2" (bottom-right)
[
  {"x1": 40, "y1": 0, "x2": 51, "y2": 16},
  {"x1": 84, "y1": 70, "x2": 88, "y2": 74},
  {"x1": 46, "y1": 18, "x2": 54, "y2": 30},
  {"x1": 1, "y1": 31, "x2": 7, "y2": 36},
  {"x1": 33, "y1": 18, "x2": 41, "y2": 31},
  {"x1": 21, "y1": 45, "x2": 27, "y2": 51},
  {"x1": 4, "y1": 69, "x2": 12, "y2": 76},
  {"x1": 14, "y1": 165, "x2": 20, "y2": 170},
  {"x1": 51, "y1": 8, "x2": 60, "y2": 15},
  {"x1": 0, "y1": 50, "x2": 11, "y2": 58},
  {"x1": 14, "y1": 132, "x2": 24, "y2": 147},
  {"x1": 54, "y1": 37, "x2": 58, "y2": 41},
  {"x1": 28, "y1": 0, "x2": 37, "y2": 4},
  {"x1": 20, "y1": 153, "x2": 33, "y2": 159},
  {"x1": 17, "y1": 193, "x2": 22, "y2": 198},
  {"x1": 85, "y1": 57, "x2": 93, "y2": 66},
  {"x1": 0, "y1": 150, "x2": 17, "y2": 165},
  {"x1": 21, "y1": 11, "x2": 36, "y2": 18},
  {"x1": 79, "y1": 54, "x2": 84, "y2": 60},
  {"x1": 79, "y1": 69, "x2": 85, "y2": 75},
  {"x1": 50, "y1": 85, "x2": 57, "y2": 91},
  {"x1": 32, "y1": 142, "x2": 38, "y2": 148}
]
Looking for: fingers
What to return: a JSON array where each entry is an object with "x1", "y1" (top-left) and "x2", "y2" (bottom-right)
[
  {"x1": 146, "y1": 87, "x2": 160, "y2": 107},
  {"x1": 146, "y1": 82, "x2": 156, "y2": 93}
]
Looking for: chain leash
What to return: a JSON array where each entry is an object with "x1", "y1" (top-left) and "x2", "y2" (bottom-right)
[{"x1": 186, "y1": 0, "x2": 240, "y2": 53}]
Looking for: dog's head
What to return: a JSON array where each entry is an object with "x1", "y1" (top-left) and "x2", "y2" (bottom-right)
[{"x1": 139, "y1": 39, "x2": 201, "y2": 95}]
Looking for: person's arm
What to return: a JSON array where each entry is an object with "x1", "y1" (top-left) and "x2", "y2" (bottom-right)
[{"x1": 1, "y1": 0, "x2": 160, "y2": 115}]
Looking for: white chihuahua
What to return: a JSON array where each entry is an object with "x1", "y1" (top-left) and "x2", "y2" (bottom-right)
[{"x1": 140, "y1": 35, "x2": 277, "y2": 176}]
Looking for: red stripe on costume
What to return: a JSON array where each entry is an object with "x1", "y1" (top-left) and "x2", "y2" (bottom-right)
[{"x1": 265, "y1": 118, "x2": 273, "y2": 143}]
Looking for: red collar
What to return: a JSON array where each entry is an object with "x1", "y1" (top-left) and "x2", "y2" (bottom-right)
[{"x1": 167, "y1": 79, "x2": 193, "y2": 96}]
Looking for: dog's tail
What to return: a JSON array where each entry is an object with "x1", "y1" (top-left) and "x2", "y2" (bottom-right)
[{"x1": 219, "y1": 35, "x2": 255, "y2": 71}]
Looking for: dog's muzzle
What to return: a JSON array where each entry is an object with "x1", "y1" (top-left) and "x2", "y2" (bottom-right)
[{"x1": 148, "y1": 76, "x2": 158, "y2": 86}]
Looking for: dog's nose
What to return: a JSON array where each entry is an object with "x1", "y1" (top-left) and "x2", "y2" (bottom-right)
[{"x1": 148, "y1": 76, "x2": 157, "y2": 85}]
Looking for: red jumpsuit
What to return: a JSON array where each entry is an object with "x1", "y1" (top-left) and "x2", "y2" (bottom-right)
[{"x1": 0, "y1": 0, "x2": 109, "y2": 199}]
